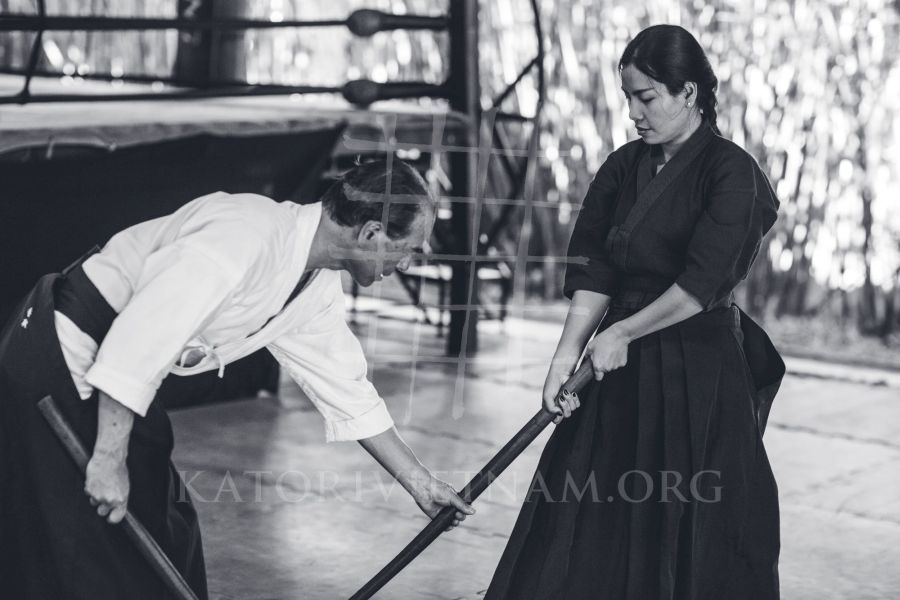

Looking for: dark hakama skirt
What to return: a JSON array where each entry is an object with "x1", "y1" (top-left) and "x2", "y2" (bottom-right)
[
  {"x1": 0, "y1": 273, "x2": 208, "y2": 599},
  {"x1": 485, "y1": 293, "x2": 781, "y2": 600}
]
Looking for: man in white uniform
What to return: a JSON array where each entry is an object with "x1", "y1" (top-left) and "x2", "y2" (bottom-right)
[{"x1": 0, "y1": 159, "x2": 472, "y2": 599}]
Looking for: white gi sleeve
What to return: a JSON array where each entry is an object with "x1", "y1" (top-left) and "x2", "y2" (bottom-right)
[
  {"x1": 84, "y1": 242, "x2": 250, "y2": 417},
  {"x1": 267, "y1": 293, "x2": 394, "y2": 443}
]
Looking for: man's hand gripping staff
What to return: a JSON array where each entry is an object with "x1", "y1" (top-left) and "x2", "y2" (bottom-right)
[{"x1": 349, "y1": 361, "x2": 596, "y2": 600}]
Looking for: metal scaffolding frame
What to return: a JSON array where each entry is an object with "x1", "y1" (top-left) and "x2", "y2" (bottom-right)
[{"x1": 0, "y1": 0, "x2": 545, "y2": 357}]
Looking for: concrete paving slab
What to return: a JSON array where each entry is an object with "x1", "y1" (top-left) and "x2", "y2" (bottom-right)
[
  {"x1": 768, "y1": 377, "x2": 900, "y2": 449},
  {"x1": 170, "y1": 310, "x2": 900, "y2": 600},
  {"x1": 779, "y1": 505, "x2": 900, "y2": 600}
]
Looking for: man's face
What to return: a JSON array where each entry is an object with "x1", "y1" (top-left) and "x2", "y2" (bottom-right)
[{"x1": 345, "y1": 206, "x2": 435, "y2": 287}]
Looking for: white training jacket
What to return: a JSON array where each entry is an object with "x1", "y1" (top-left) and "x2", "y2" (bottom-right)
[{"x1": 54, "y1": 191, "x2": 393, "y2": 442}]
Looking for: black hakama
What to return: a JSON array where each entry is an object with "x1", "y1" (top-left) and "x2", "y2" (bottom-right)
[
  {"x1": 486, "y1": 123, "x2": 784, "y2": 600},
  {"x1": 0, "y1": 268, "x2": 207, "y2": 599}
]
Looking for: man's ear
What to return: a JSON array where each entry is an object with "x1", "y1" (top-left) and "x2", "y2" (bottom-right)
[{"x1": 358, "y1": 220, "x2": 384, "y2": 243}]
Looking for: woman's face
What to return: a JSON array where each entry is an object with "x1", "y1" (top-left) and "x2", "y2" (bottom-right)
[{"x1": 620, "y1": 64, "x2": 696, "y2": 147}]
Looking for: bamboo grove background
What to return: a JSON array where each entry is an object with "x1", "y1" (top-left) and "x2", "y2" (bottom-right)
[{"x1": 1, "y1": 0, "x2": 899, "y2": 363}]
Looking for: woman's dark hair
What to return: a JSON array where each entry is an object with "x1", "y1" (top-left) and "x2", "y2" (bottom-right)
[
  {"x1": 321, "y1": 158, "x2": 433, "y2": 240},
  {"x1": 618, "y1": 25, "x2": 720, "y2": 135}
]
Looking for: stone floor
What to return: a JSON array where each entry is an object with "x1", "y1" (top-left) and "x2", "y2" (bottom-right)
[{"x1": 170, "y1": 304, "x2": 900, "y2": 600}]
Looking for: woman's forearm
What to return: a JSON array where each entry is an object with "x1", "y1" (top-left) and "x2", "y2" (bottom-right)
[
  {"x1": 609, "y1": 283, "x2": 703, "y2": 343},
  {"x1": 554, "y1": 290, "x2": 612, "y2": 359}
]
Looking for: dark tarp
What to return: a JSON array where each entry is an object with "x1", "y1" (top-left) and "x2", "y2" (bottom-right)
[{"x1": 0, "y1": 125, "x2": 346, "y2": 406}]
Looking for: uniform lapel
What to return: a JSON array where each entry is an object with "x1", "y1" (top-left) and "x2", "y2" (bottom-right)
[
  {"x1": 622, "y1": 122, "x2": 715, "y2": 234},
  {"x1": 606, "y1": 123, "x2": 716, "y2": 265},
  {"x1": 636, "y1": 146, "x2": 654, "y2": 198}
]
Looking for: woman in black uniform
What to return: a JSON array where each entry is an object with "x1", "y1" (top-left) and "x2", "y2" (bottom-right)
[{"x1": 486, "y1": 25, "x2": 784, "y2": 600}]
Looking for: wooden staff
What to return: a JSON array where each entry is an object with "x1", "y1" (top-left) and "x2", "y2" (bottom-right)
[
  {"x1": 349, "y1": 361, "x2": 596, "y2": 600},
  {"x1": 37, "y1": 395, "x2": 200, "y2": 600}
]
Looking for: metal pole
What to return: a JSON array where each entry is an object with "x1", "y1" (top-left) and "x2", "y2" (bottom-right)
[
  {"x1": 172, "y1": 0, "x2": 215, "y2": 87},
  {"x1": 210, "y1": 0, "x2": 249, "y2": 84},
  {"x1": 446, "y1": 0, "x2": 480, "y2": 357},
  {"x1": 0, "y1": 13, "x2": 449, "y2": 33}
]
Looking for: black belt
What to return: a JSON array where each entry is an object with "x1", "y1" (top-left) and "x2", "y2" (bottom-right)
[{"x1": 55, "y1": 247, "x2": 117, "y2": 346}]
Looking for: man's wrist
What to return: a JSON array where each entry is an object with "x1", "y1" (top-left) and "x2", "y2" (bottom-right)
[
  {"x1": 399, "y1": 465, "x2": 433, "y2": 498},
  {"x1": 92, "y1": 444, "x2": 128, "y2": 462}
]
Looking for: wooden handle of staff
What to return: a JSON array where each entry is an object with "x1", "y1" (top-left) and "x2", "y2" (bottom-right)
[
  {"x1": 36, "y1": 396, "x2": 200, "y2": 600},
  {"x1": 349, "y1": 361, "x2": 596, "y2": 600}
]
